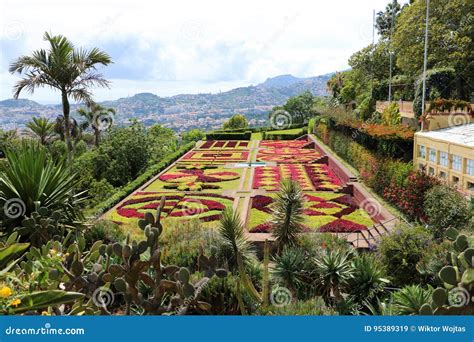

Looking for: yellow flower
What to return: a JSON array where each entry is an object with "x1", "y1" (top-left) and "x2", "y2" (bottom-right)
[
  {"x1": 10, "y1": 298, "x2": 21, "y2": 307},
  {"x1": 41, "y1": 311, "x2": 50, "y2": 316},
  {"x1": 0, "y1": 287, "x2": 12, "y2": 298},
  {"x1": 49, "y1": 249, "x2": 57, "y2": 256}
]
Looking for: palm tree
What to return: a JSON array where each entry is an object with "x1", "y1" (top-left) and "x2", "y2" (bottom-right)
[
  {"x1": 9, "y1": 32, "x2": 112, "y2": 161},
  {"x1": 54, "y1": 115, "x2": 82, "y2": 144},
  {"x1": 271, "y1": 178, "x2": 305, "y2": 252},
  {"x1": 313, "y1": 248, "x2": 354, "y2": 304},
  {"x1": 26, "y1": 117, "x2": 56, "y2": 145},
  {"x1": 77, "y1": 104, "x2": 115, "y2": 146},
  {"x1": 217, "y1": 207, "x2": 253, "y2": 272}
]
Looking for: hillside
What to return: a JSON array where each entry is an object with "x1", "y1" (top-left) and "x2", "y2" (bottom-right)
[{"x1": 0, "y1": 73, "x2": 331, "y2": 131}]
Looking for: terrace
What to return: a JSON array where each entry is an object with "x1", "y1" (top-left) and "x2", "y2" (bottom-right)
[{"x1": 104, "y1": 136, "x2": 397, "y2": 248}]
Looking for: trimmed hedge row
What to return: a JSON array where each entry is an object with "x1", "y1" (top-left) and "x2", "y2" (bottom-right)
[
  {"x1": 93, "y1": 142, "x2": 195, "y2": 216},
  {"x1": 205, "y1": 131, "x2": 252, "y2": 140},
  {"x1": 262, "y1": 129, "x2": 305, "y2": 140}
]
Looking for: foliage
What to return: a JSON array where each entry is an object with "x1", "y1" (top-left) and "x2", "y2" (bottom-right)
[
  {"x1": 384, "y1": 170, "x2": 439, "y2": 221},
  {"x1": 216, "y1": 208, "x2": 254, "y2": 273},
  {"x1": 181, "y1": 129, "x2": 205, "y2": 145},
  {"x1": 222, "y1": 114, "x2": 248, "y2": 130},
  {"x1": 271, "y1": 179, "x2": 305, "y2": 252},
  {"x1": 26, "y1": 117, "x2": 56, "y2": 145},
  {"x1": 392, "y1": 285, "x2": 433, "y2": 315},
  {"x1": 375, "y1": 0, "x2": 402, "y2": 39},
  {"x1": 381, "y1": 102, "x2": 401, "y2": 125},
  {"x1": 0, "y1": 141, "x2": 86, "y2": 229},
  {"x1": 281, "y1": 91, "x2": 316, "y2": 124},
  {"x1": 377, "y1": 224, "x2": 433, "y2": 287},
  {"x1": 9, "y1": 32, "x2": 112, "y2": 159},
  {"x1": 77, "y1": 105, "x2": 116, "y2": 147},
  {"x1": 424, "y1": 185, "x2": 472, "y2": 240}
]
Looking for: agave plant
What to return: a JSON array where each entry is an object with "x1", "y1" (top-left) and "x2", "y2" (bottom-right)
[
  {"x1": 392, "y1": 285, "x2": 433, "y2": 315},
  {"x1": 313, "y1": 248, "x2": 354, "y2": 304},
  {"x1": 216, "y1": 207, "x2": 253, "y2": 272},
  {"x1": 271, "y1": 178, "x2": 305, "y2": 252},
  {"x1": 0, "y1": 141, "x2": 86, "y2": 228},
  {"x1": 347, "y1": 253, "x2": 389, "y2": 305}
]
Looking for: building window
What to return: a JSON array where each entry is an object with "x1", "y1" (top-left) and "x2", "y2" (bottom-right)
[
  {"x1": 429, "y1": 148, "x2": 436, "y2": 162},
  {"x1": 418, "y1": 145, "x2": 426, "y2": 159},
  {"x1": 453, "y1": 176, "x2": 460, "y2": 184},
  {"x1": 467, "y1": 159, "x2": 474, "y2": 176},
  {"x1": 439, "y1": 171, "x2": 447, "y2": 179},
  {"x1": 452, "y1": 155, "x2": 462, "y2": 171},
  {"x1": 439, "y1": 151, "x2": 448, "y2": 167},
  {"x1": 428, "y1": 167, "x2": 434, "y2": 175},
  {"x1": 468, "y1": 181, "x2": 474, "y2": 191}
]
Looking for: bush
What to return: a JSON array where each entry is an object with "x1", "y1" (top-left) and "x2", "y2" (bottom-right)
[
  {"x1": 423, "y1": 185, "x2": 473, "y2": 239},
  {"x1": 377, "y1": 224, "x2": 433, "y2": 287},
  {"x1": 205, "y1": 131, "x2": 251, "y2": 140},
  {"x1": 263, "y1": 129, "x2": 305, "y2": 140},
  {"x1": 84, "y1": 220, "x2": 125, "y2": 247},
  {"x1": 381, "y1": 102, "x2": 401, "y2": 125}
]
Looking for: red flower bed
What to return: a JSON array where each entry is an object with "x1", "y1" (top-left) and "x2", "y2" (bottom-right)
[
  {"x1": 304, "y1": 164, "x2": 342, "y2": 191},
  {"x1": 226, "y1": 141, "x2": 237, "y2": 148},
  {"x1": 214, "y1": 141, "x2": 226, "y2": 148},
  {"x1": 251, "y1": 195, "x2": 273, "y2": 213},
  {"x1": 238, "y1": 141, "x2": 248, "y2": 148},
  {"x1": 201, "y1": 141, "x2": 214, "y2": 149},
  {"x1": 319, "y1": 219, "x2": 368, "y2": 233}
]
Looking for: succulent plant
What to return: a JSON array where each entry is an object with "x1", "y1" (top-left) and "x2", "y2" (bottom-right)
[{"x1": 420, "y1": 228, "x2": 474, "y2": 315}]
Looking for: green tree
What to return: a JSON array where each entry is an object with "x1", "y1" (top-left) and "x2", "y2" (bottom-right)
[
  {"x1": 271, "y1": 179, "x2": 305, "y2": 252},
  {"x1": 181, "y1": 129, "x2": 205, "y2": 145},
  {"x1": 424, "y1": 185, "x2": 472, "y2": 240},
  {"x1": 283, "y1": 91, "x2": 315, "y2": 123},
  {"x1": 77, "y1": 105, "x2": 115, "y2": 147},
  {"x1": 375, "y1": 0, "x2": 402, "y2": 39},
  {"x1": 9, "y1": 32, "x2": 112, "y2": 160},
  {"x1": 392, "y1": 0, "x2": 473, "y2": 98},
  {"x1": 222, "y1": 114, "x2": 248, "y2": 130},
  {"x1": 26, "y1": 117, "x2": 56, "y2": 145}
]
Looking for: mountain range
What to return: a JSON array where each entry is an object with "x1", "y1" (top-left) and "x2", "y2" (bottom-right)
[{"x1": 0, "y1": 73, "x2": 332, "y2": 132}]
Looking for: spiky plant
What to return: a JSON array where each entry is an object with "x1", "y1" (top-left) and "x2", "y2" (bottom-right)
[
  {"x1": 217, "y1": 207, "x2": 253, "y2": 272},
  {"x1": 313, "y1": 248, "x2": 354, "y2": 304},
  {"x1": 271, "y1": 178, "x2": 305, "y2": 252},
  {"x1": 26, "y1": 117, "x2": 56, "y2": 145},
  {"x1": 392, "y1": 285, "x2": 433, "y2": 315},
  {"x1": 0, "y1": 141, "x2": 86, "y2": 228},
  {"x1": 9, "y1": 32, "x2": 112, "y2": 161}
]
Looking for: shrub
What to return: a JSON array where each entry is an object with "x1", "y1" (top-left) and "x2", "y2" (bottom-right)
[
  {"x1": 381, "y1": 102, "x2": 401, "y2": 125},
  {"x1": 392, "y1": 285, "x2": 433, "y2": 315},
  {"x1": 377, "y1": 224, "x2": 433, "y2": 287},
  {"x1": 84, "y1": 220, "x2": 125, "y2": 247},
  {"x1": 424, "y1": 185, "x2": 473, "y2": 239}
]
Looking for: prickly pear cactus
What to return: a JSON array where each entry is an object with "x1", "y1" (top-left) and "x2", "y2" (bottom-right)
[{"x1": 423, "y1": 227, "x2": 474, "y2": 315}]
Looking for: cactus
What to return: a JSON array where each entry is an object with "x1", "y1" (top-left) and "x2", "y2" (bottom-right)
[{"x1": 423, "y1": 228, "x2": 474, "y2": 315}]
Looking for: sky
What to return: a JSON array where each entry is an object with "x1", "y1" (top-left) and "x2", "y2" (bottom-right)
[{"x1": 0, "y1": 0, "x2": 398, "y2": 104}]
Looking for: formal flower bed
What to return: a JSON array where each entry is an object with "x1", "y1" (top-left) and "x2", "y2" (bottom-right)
[
  {"x1": 182, "y1": 150, "x2": 249, "y2": 162},
  {"x1": 199, "y1": 140, "x2": 250, "y2": 149},
  {"x1": 144, "y1": 165, "x2": 242, "y2": 192},
  {"x1": 259, "y1": 140, "x2": 308, "y2": 148},
  {"x1": 256, "y1": 148, "x2": 321, "y2": 163},
  {"x1": 252, "y1": 164, "x2": 340, "y2": 191},
  {"x1": 108, "y1": 192, "x2": 234, "y2": 225},
  {"x1": 248, "y1": 192, "x2": 373, "y2": 233}
]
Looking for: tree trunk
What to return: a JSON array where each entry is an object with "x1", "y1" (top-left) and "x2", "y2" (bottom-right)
[
  {"x1": 94, "y1": 127, "x2": 100, "y2": 147},
  {"x1": 61, "y1": 90, "x2": 72, "y2": 162}
]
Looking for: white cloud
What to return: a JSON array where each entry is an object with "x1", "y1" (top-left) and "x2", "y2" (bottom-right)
[{"x1": 0, "y1": 0, "x2": 401, "y2": 103}]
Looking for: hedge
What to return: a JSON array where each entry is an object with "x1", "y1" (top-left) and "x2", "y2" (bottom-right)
[
  {"x1": 93, "y1": 142, "x2": 195, "y2": 216},
  {"x1": 262, "y1": 129, "x2": 305, "y2": 140},
  {"x1": 205, "y1": 131, "x2": 251, "y2": 140}
]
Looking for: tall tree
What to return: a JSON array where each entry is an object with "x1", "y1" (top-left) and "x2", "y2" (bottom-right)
[
  {"x1": 9, "y1": 32, "x2": 112, "y2": 161},
  {"x1": 77, "y1": 104, "x2": 115, "y2": 147},
  {"x1": 26, "y1": 117, "x2": 56, "y2": 145},
  {"x1": 223, "y1": 114, "x2": 248, "y2": 130},
  {"x1": 375, "y1": 0, "x2": 402, "y2": 39}
]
